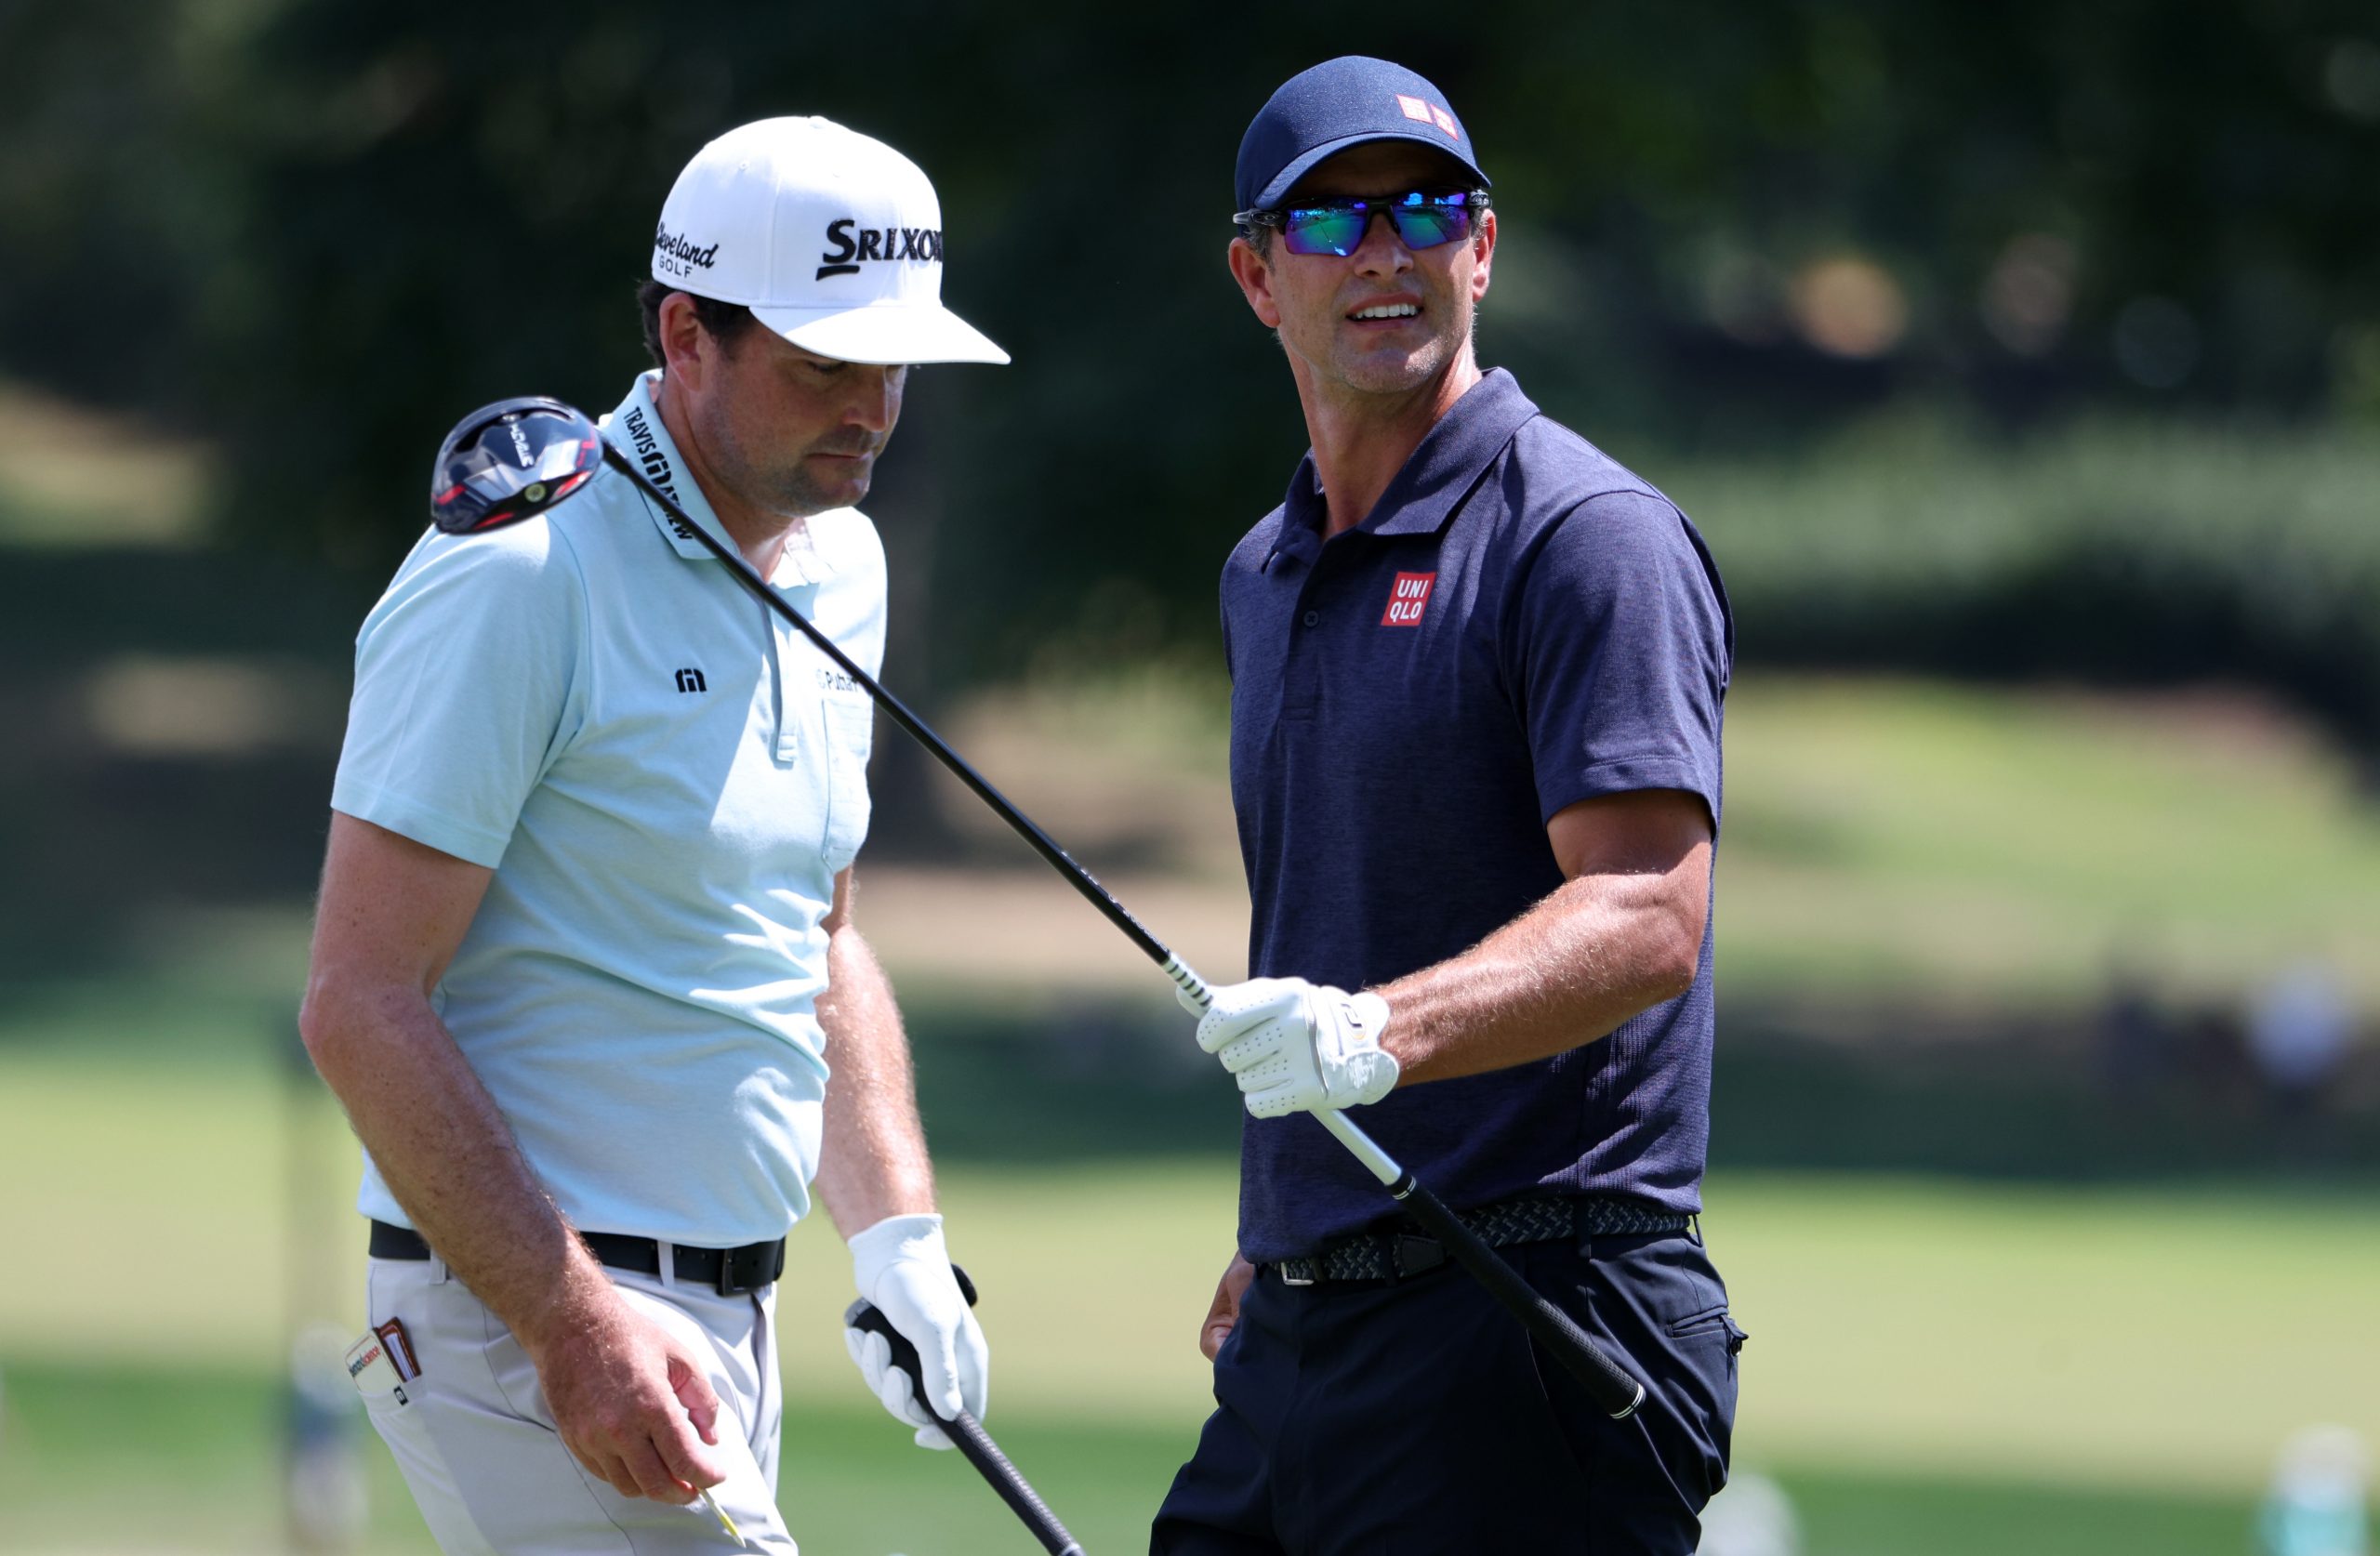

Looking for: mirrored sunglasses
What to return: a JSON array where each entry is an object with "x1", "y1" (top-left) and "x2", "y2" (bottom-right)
[{"x1": 1234, "y1": 191, "x2": 1484, "y2": 257}]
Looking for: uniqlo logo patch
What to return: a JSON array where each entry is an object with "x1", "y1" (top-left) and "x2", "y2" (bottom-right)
[
  {"x1": 1381, "y1": 571, "x2": 1437, "y2": 626},
  {"x1": 1394, "y1": 94, "x2": 1460, "y2": 139}
]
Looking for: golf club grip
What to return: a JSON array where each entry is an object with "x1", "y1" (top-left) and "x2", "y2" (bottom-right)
[
  {"x1": 595, "y1": 442, "x2": 1173, "y2": 976},
  {"x1": 941, "y1": 1409, "x2": 1087, "y2": 1555},
  {"x1": 1391, "y1": 1175, "x2": 1646, "y2": 1419}
]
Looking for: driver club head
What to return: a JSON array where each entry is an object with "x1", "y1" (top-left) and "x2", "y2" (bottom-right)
[{"x1": 430, "y1": 396, "x2": 604, "y2": 534}]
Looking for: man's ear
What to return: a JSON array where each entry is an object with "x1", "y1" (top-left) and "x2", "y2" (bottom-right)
[
  {"x1": 657, "y1": 291, "x2": 711, "y2": 391},
  {"x1": 1227, "y1": 237, "x2": 1284, "y2": 330}
]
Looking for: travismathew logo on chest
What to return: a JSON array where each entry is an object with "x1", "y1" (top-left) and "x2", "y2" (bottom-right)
[
  {"x1": 817, "y1": 218, "x2": 944, "y2": 279},
  {"x1": 1382, "y1": 571, "x2": 1437, "y2": 626}
]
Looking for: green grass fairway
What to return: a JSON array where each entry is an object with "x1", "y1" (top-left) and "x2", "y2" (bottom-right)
[
  {"x1": 0, "y1": 1360, "x2": 2268, "y2": 1556},
  {"x1": 4, "y1": 662, "x2": 2376, "y2": 1548},
  {"x1": 1710, "y1": 1176, "x2": 2380, "y2": 1490},
  {"x1": 4, "y1": 1051, "x2": 2375, "y2": 1545},
  {"x1": 1721, "y1": 676, "x2": 2380, "y2": 1009}
]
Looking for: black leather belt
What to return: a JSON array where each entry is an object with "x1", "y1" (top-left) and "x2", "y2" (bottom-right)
[
  {"x1": 1269, "y1": 1194, "x2": 1691, "y2": 1286},
  {"x1": 368, "y1": 1220, "x2": 787, "y2": 1297}
]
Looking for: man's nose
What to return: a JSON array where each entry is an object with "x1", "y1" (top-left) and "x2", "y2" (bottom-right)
[
  {"x1": 845, "y1": 366, "x2": 898, "y2": 432},
  {"x1": 1350, "y1": 210, "x2": 1416, "y2": 274}
]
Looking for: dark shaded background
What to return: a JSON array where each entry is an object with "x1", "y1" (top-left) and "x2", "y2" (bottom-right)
[{"x1": 7, "y1": 0, "x2": 2377, "y2": 707}]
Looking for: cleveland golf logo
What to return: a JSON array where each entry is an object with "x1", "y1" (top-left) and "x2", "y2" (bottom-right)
[
  {"x1": 654, "y1": 223, "x2": 720, "y2": 279},
  {"x1": 1382, "y1": 571, "x2": 1437, "y2": 626},
  {"x1": 817, "y1": 218, "x2": 945, "y2": 279}
]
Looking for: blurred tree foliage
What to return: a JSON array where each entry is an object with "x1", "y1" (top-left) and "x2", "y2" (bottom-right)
[
  {"x1": 4, "y1": 0, "x2": 2377, "y2": 709},
  {"x1": 1680, "y1": 416, "x2": 2380, "y2": 762}
]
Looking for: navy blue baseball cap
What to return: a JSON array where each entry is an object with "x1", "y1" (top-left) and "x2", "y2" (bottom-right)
[{"x1": 1234, "y1": 57, "x2": 1490, "y2": 214}]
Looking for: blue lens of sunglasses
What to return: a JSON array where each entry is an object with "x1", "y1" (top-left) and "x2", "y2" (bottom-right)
[{"x1": 1280, "y1": 192, "x2": 1474, "y2": 257}]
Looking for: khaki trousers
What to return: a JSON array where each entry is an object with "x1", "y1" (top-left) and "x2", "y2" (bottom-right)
[{"x1": 363, "y1": 1251, "x2": 796, "y2": 1554}]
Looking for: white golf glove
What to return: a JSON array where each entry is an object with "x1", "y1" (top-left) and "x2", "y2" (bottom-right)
[
  {"x1": 843, "y1": 1214, "x2": 988, "y2": 1450},
  {"x1": 1181, "y1": 977, "x2": 1400, "y2": 1118}
]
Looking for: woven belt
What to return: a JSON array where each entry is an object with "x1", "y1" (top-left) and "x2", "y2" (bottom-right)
[
  {"x1": 1270, "y1": 1195, "x2": 1691, "y2": 1286},
  {"x1": 368, "y1": 1220, "x2": 787, "y2": 1298}
]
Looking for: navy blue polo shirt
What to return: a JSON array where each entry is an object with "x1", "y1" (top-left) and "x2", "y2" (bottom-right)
[{"x1": 1221, "y1": 369, "x2": 1734, "y2": 1262}]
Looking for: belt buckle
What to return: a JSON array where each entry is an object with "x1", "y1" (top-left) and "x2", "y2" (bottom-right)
[
  {"x1": 1392, "y1": 1233, "x2": 1446, "y2": 1279},
  {"x1": 717, "y1": 1241, "x2": 776, "y2": 1297},
  {"x1": 1279, "y1": 1260, "x2": 1315, "y2": 1287}
]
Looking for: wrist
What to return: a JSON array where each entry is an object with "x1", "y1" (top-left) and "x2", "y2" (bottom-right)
[
  {"x1": 512, "y1": 1259, "x2": 625, "y2": 1360},
  {"x1": 849, "y1": 1211, "x2": 947, "y2": 1299},
  {"x1": 1362, "y1": 986, "x2": 1416, "y2": 1071}
]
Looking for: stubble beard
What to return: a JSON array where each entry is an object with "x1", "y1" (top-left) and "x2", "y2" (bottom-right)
[
  {"x1": 696, "y1": 392, "x2": 871, "y2": 521},
  {"x1": 1333, "y1": 329, "x2": 1457, "y2": 398},
  {"x1": 1292, "y1": 289, "x2": 1474, "y2": 403}
]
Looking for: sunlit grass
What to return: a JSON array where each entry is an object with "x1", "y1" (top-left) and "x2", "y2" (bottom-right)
[
  {"x1": 1722, "y1": 676, "x2": 2380, "y2": 1008},
  {"x1": 0, "y1": 382, "x2": 212, "y2": 547},
  {"x1": 3, "y1": 1052, "x2": 2373, "y2": 1505}
]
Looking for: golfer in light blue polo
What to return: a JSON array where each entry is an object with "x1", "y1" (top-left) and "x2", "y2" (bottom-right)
[{"x1": 301, "y1": 115, "x2": 1009, "y2": 1555}]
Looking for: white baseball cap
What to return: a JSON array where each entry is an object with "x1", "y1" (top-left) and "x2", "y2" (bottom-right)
[{"x1": 653, "y1": 116, "x2": 1009, "y2": 366}]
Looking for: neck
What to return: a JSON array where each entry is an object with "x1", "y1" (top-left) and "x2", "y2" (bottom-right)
[
  {"x1": 652, "y1": 372, "x2": 804, "y2": 575},
  {"x1": 1292, "y1": 352, "x2": 1483, "y2": 538}
]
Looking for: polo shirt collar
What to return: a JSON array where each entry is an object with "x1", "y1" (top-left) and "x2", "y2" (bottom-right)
[
  {"x1": 1273, "y1": 368, "x2": 1540, "y2": 566},
  {"x1": 600, "y1": 372, "x2": 842, "y2": 587}
]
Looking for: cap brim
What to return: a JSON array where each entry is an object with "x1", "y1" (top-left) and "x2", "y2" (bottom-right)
[
  {"x1": 1253, "y1": 129, "x2": 1491, "y2": 211},
  {"x1": 749, "y1": 300, "x2": 1010, "y2": 366}
]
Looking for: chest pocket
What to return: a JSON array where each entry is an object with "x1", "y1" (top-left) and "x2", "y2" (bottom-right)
[{"x1": 820, "y1": 696, "x2": 876, "y2": 874}]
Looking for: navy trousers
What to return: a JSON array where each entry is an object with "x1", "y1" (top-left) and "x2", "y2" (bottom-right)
[{"x1": 1151, "y1": 1225, "x2": 1743, "y2": 1555}]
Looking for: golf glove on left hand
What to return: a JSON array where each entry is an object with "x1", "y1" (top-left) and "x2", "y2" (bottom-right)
[
  {"x1": 1183, "y1": 977, "x2": 1400, "y2": 1118},
  {"x1": 844, "y1": 1214, "x2": 988, "y2": 1449}
]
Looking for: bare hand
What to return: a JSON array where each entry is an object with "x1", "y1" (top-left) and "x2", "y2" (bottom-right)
[
  {"x1": 1200, "y1": 1253, "x2": 1257, "y2": 1361},
  {"x1": 531, "y1": 1289, "x2": 726, "y2": 1503}
]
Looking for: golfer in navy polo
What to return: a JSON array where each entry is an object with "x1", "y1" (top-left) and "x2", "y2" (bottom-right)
[{"x1": 1153, "y1": 59, "x2": 1741, "y2": 1554}]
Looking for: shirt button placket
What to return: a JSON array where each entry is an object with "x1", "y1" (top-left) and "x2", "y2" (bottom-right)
[
  {"x1": 1283, "y1": 593, "x2": 1324, "y2": 719},
  {"x1": 772, "y1": 612, "x2": 798, "y2": 762}
]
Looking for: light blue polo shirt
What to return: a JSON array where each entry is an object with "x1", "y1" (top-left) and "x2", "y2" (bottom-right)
[{"x1": 333, "y1": 371, "x2": 885, "y2": 1246}]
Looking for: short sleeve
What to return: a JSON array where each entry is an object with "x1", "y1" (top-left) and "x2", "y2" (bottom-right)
[
  {"x1": 330, "y1": 523, "x2": 588, "y2": 867},
  {"x1": 1510, "y1": 489, "x2": 1731, "y2": 830}
]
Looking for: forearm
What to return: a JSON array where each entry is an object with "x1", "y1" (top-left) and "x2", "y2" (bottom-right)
[
  {"x1": 1377, "y1": 868, "x2": 1703, "y2": 1087},
  {"x1": 813, "y1": 918, "x2": 937, "y2": 1235},
  {"x1": 301, "y1": 983, "x2": 610, "y2": 1349}
]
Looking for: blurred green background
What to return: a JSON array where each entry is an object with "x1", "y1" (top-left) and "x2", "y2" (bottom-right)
[{"x1": 3, "y1": 3, "x2": 2376, "y2": 1552}]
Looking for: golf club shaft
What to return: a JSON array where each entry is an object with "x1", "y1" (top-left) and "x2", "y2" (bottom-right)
[
  {"x1": 597, "y1": 442, "x2": 1644, "y2": 1419},
  {"x1": 942, "y1": 1409, "x2": 1086, "y2": 1555},
  {"x1": 599, "y1": 446, "x2": 1206, "y2": 1007}
]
